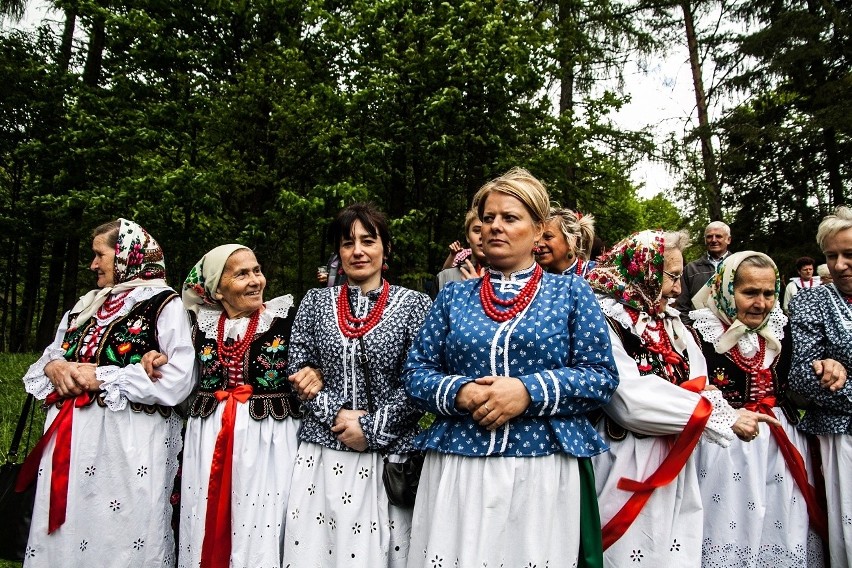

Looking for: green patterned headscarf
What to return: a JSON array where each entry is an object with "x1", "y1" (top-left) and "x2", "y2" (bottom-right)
[{"x1": 587, "y1": 230, "x2": 667, "y2": 316}]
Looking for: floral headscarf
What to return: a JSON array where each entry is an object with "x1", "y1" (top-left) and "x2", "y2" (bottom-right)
[
  {"x1": 691, "y1": 250, "x2": 784, "y2": 354},
  {"x1": 182, "y1": 244, "x2": 248, "y2": 315},
  {"x1": 587, "y1": 230, "x2": 667, "y2": 316},
  {"x1": 70, "y1": 218, "x2": 168, "y2": 326},
  {"x1": 112, "y1": 218, "x2": 167, "y2": 283}
]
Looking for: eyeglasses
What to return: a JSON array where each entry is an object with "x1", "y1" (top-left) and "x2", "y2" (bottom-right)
[{"x1": 663, "y1": 270, "x2": 682, "y2": 282}]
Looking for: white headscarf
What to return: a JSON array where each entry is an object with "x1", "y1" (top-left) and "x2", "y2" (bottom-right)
[{"x1": 181, "y1": 244, "x2": 249, "y2": 315}]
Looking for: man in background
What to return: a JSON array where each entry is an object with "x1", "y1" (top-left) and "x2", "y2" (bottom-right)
[{"x1": 676, "y1": 221, "x2": 732, "y2": 319}]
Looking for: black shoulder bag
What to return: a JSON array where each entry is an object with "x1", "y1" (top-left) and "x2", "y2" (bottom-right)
[
  {"x1": 0, "y1": 393, "x2": 37, "y2": 561},
  {"x1": 357, "y1": 337, "x2": 424, "y2": 509}
]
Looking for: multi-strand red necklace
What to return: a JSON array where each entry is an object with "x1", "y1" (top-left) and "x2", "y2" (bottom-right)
[
  {"x1": 216, "y1": 309, "x2": 260, "y2": 379},
  {"x1": 479, "y1": 264, "x2": 542, "y2": 322},
  {"x1": 574, "y1": 258, "x2": 586, "y2": 276},
  {"x1": 728, "y1": 336, "x2": 767, "y2": 374},
  {"x1": 337, "y1": 280, "x2": 390, "y2": 338},
  {"x1": 97, "y1": 290, "x2": 131, "y2": 320},
  {"x1": 627, "y1": 309, "x2": 688, "y2": 383}
]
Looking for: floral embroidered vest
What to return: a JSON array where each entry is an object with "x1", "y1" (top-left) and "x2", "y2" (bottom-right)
[
  {"x1": 189, "y1": 315, "x2": 302, "y2": 421},
  {"x1": 53, "y1": 290, "x2": 177, "y2": 416},
  {"x1": 598, "y1": 315, "x2": 694, "y2": 441},
  {"x1": 62, "y1": 290, "x2": 177, "y2": 367}
]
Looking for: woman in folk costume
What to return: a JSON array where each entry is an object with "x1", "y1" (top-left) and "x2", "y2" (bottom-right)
[
  {"x1": 789, "y1": 206, "x2": 852, "y2": 568},
  {"x1": 691, "y1": 251, "x2": 826, "y2": 567},
  {"x1": 403, "y1": 168, "x2": 618, "y2": 568},
  {"x1": 536, "y1": 206, "x2": 597, "y2": 277},
  {"x1": 281, "y1": 203, "x2": 431, "y2": 568},
  {"x1": 172, "y1": 244, "x2": 318, "y2": 568},
  {"x1": 585, "y1": 230, "x2": 777, "y2": 567},
  {"x1": 18, "y1": 219, "x2": 195, "y2": 567}
]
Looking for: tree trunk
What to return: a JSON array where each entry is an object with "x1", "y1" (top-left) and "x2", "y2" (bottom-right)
[
  {"x1": 681, "y1": 0, "x2": 723, "y2": 221},
  {"x1": 822, "y1": 127, "x2": 845, "y2": 207},
  {"x1": 13, "y1": 228, "x2": 44, "y2": 352},
  {"x1": 36, "y1": 237, "x2": 67, "y2": 348}
]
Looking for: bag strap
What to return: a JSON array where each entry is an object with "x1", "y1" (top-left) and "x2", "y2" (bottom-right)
[
  {"x1": 356, "y1": 336, "x2": 375, "y2": 414},
  {"x1": 7, "y1": 393, "x2": 35, "y2": 464}
]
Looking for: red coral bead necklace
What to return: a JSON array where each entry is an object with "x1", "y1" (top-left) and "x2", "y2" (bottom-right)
[
  {"x1": 337, "y1": 280, "x2": 390, "y2": 338},
  {"x1": 479, "y1": 264, "x2": 542, "y2": 322},
  {"x1": 217, "y1": 309, "x2": 260, "y2": 377}
]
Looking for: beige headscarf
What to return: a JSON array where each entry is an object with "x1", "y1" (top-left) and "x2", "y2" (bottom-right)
[
  {"x1": 70, "y1": 218, "x2": 169, "y2": 326},
  {"x1": 691, "y1": 250, "x2": 783, "y2": 353},
  {"x1": 181, "y1": 244, "x2": 249, "y2": 315}
]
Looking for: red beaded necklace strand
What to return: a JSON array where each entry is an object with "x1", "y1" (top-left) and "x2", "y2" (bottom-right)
[
  {"x1": 216, "y1": 309, "x2": 260, "y2": 377},
  {"x1": 728, "y1": 335, "x2": 767, "y2": 375},
  {"x1": 479, "y1": 264, "x2": 543, "y2": 322},
  {"x1": 97, "y1": 290, "x2": 131, "y2": 320},
  {"x1": 337, "y1": 280, "x2": 390, "y2": 338}
]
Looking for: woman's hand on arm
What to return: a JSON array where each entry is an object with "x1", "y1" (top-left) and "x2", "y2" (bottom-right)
[
  {"x1": 70, "y1": 363, "x2": 102, "y2": 392},
  {"x1": 288, "y1": 366, "x2": 324, "y2": 400},
  {"x1": 44, "y1": 359, "x2": 85, "y2": 397},
  {"x1": 331, "y1": 409, "x2": 368, "y2": 451},
  {"x1": 141, "y1": 350, "x2": 169, "y2": 381},
  {"x1": 814, "y1": 358, "x2": 847, "y2": 392}
]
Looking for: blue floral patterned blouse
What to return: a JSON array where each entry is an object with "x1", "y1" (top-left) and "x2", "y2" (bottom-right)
[{"x1": 403, "y1": 264, "x2": 618, "y2": 458}]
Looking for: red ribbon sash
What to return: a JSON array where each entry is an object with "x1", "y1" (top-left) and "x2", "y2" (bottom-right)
[
  {"x1": 745, "y1": 398, "x2": 829, "y2": 542},
  {"x1": 16, "y1": 392, "x2": 94, "y2": 533},
  {"x1": 601, "y1": 376, "x2": 711, "y2": 550},
  {"x1": 200, "y1": 385, "x2": 253, "y2": 568}
]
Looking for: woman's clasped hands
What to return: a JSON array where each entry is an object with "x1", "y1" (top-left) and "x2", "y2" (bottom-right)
[{"x1": 456, "y1": 376, "x2": 532, "y2": 431}]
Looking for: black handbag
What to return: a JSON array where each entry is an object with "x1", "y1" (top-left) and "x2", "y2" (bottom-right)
[
  {"x1": 0, "y1": 393, "x2": 37, "y2": 561},
  {"x1": 381, "y1": 452, "x2": 425, "y2": 508},
  {"x1": 357, "y1": 337, "x2": 424, "y2": 509}
]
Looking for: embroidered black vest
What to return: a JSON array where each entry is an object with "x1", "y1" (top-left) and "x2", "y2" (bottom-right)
[
  {"x1": 189, "y1": 313, "x2": 302, "y2": 421},
  {"x1": 595, "y1": 316, "x2": 695, "y2": 441},
  {"x1": 54, "y1": 289, "x2": 177, "y2": 416},
  {"x1": 700, "y1": 330, "x2": 799, "y2": 424}
]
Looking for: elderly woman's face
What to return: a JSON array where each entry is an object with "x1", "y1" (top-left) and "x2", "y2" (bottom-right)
[
  {"x1": 217, "y1": 249, "x2": 266, "y2": 318},
  {"x1": 657, "y1": 248, "x2": 683, "y2": 312},
  {"x1": 733, "y1": 265, "x2": 776, "y2": 328},
  {"x1": 824, "y1": 227, "x2": 852, "y2": 296},
  {"x1": 90, "y1": 234, "x2": 116, "y2": 288}
]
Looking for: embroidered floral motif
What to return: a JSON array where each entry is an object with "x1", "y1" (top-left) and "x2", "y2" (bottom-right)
[{"x1": 713, "y1": 367, "x2": 730, "y2": 386}]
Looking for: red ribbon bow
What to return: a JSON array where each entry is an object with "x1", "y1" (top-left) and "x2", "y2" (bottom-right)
[
  {"x1": 200, "y1": 384, "x2": 253, "y2": 568},
  {"x1": 16, "y1": 392, "x2": 95, "y2": 533}
]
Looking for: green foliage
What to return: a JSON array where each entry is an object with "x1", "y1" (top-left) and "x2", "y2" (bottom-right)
[{"x1": 0, "y1": 0, "x2": 684, "y2": 351}]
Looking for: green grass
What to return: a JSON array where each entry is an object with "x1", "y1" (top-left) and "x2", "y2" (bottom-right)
[{"x1": 0, "y1": 353, "x2": 42, "y2": 568}]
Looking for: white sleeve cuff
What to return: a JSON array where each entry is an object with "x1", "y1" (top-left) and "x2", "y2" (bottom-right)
[
  {"x1": 22, "y1": 347, "x2": 65, "y2": 400},
  {"x1": 701, "y1": 389, "x2": 737, "y2": 447},
  {"x1": 96, "y1": 366, "x2": 126, "y2": 411}
]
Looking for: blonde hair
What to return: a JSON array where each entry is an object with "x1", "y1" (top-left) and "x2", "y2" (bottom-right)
[
  {"x1": 817, "y1": 206, "x2": 852, "y2": 251},
  {"x1": 463, "y1": 208, "x2": 480, "y2": 235},
  {"x1": 817, "y1": 263, "x2": 830, "y2": 278},
  {"x1": 473, "y1": 168, "x2": 549, "y2": 225},
  {"x1": 548, "y1": 207, "x2": 595, "y2": 260}
]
